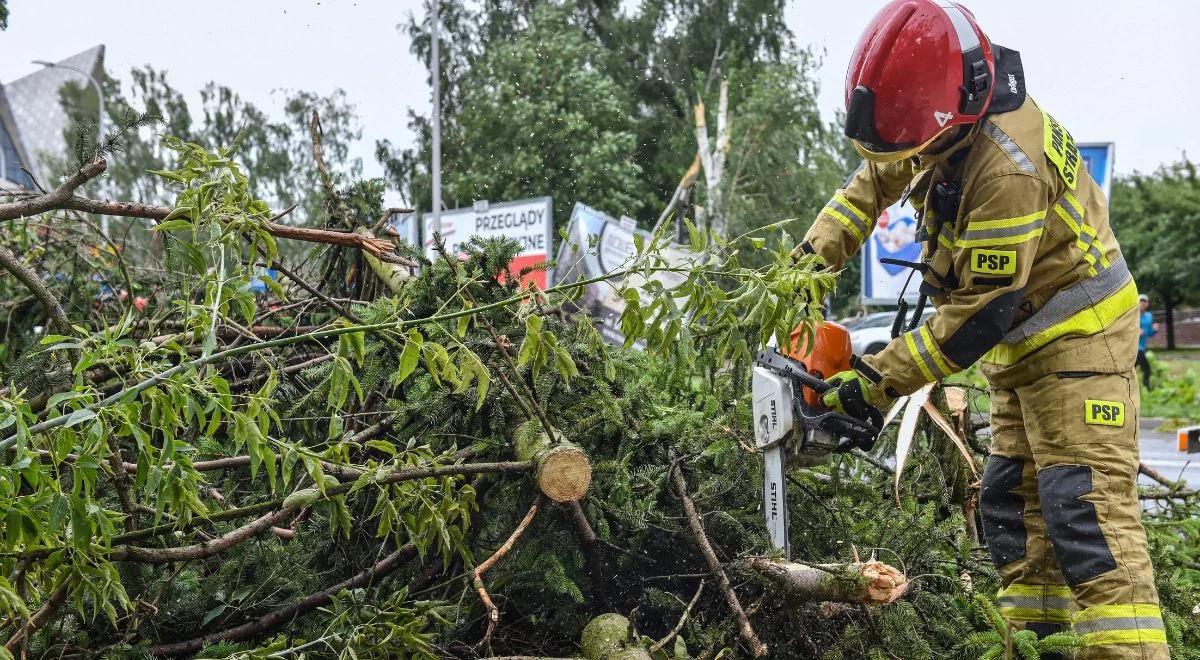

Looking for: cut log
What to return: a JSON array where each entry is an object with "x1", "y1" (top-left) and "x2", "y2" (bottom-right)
[
  {"x1": 513, "y1": 421, "x2": 592, "y2": 502},
  {"x1": 580, "y1": 613, "x2": 651, "y2": 660},
  {"x1": 749, "y1": 557, "x2": 907, "y2": 605}
]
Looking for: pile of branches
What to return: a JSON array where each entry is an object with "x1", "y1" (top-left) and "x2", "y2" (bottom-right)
[{"x1": 0, "y1": 125, "x2": 1198, "y2": 660}]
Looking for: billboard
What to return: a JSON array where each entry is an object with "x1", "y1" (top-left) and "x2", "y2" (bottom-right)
[
  {"x1": 861, "y1": 200, "x2": 922, "y2": 306},
  {"x1": 1079, "y1": 142, "x2": 1115, "y2": 200},
  {"x1": 422, "y1": 197, "x2": 553, "y2": 288},
  {"x1": 555, "y1": 202, "x2": 697, "y2": 344}
]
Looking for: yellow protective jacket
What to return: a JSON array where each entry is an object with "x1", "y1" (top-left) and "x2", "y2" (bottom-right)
[{"x1": 802, "y1": 97, "x2": 1138, "y2": 402}]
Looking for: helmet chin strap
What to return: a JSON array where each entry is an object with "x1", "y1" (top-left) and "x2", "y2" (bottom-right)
[{"x1": 922, "y1": 125, "x2": 973, "y2": 156}]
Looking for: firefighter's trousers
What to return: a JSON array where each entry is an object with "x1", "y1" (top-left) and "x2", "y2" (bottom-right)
[{"x1": 981, "y1": 370, "x2": 1168, "y2": 659}]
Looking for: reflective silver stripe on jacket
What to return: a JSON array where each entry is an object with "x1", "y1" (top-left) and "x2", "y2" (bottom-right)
[
  {"x1": 1074, "y1": 615, "x2": 1165, "y2": 635},
  {"x1": 982, "y1": 120, "x2": 1036, "y2": 174},
  {"x1": 1000, "y1": 255, "x2": 1132, "y2": 344}
]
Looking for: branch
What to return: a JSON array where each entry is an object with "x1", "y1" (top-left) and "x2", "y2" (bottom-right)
[
  {"x1": 1139, "y1": 462, "x2": 1183, "y2": 489},
  {"x1": 0, "y1": 245, "x2": 71, "y2": 333},
  {"x1": 5, "y1": 576, "x2": 70, "y2": 651},
  {"x1": 649, "y1": 579, "x2": 704, "y2": 654},
  {"x1": 58, "y1": 195, "x2": 418, "y2": 267},
  {"x1": 106, "y1": 460, "x2": 532, "y2": 548},
  {"x1": 0, "y1": 157, "x2": 106, "y2": 221},
  {"x1": 474, "y1": 496, "x2": 542, "y2": 645},
  {"x1": 670, "y1": 464, "x2": 767, "y2": 657},
  {"x1": 146, "y1": 544, "x2": 417, "y2": 656},
  {"x1": 748, "y1": 557, "x2": 907, "y2": 605},
  {"x1": 109, "y1": 508, "x2": 295, "y2": 563}
]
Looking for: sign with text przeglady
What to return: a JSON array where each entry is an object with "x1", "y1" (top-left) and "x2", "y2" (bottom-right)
[{"x1": 424, "y1": 197, "x2": 553, "y2": 288}]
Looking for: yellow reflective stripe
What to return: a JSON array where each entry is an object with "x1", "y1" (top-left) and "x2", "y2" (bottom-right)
[
  {"x1": 998, "y1": 583, "x2": 1073, "y2": 599},
  {"x1": 962, "y1": 210, "x2": 1046, "y2": 231},
  {"x1": 832, "y1": 194, "x2": 871, "y2": 226},
  {"x1": 919, "y1": 326, "x2": 953, "y2": 376},
  {"x1": 956, "y1": 227, "x2": 1043, "y2": 247},
  {"x1": 998, "y1": 606, "x2": 1073, "y2": 624},
  {"x1": 1080, "y1": 629, "x2": 1168, "y2": 646},
  {"x1": 938, "y1": 233, "x2": 955, "y2": 250},
  {"x1": 904, "y1": 332, "x2": 935, "y2": 381},
  {"x1": 1062, "y1": 191, "x2": 1085, "y2": 220},
  {"x1": 1075, "y1": 603, "x2": 1167, "y2": 647},
  {"x1": 1074, "y1": 604, "x2": 1162, "y2": 623},
  {"x1": 984, "y1": 280, "x2": 1138, "y2": 365},
  {"x1": 823, "y1": 207, "x2": 866, "y2": 242},
  {"x1": 1054, "y1": 204, "x2": 1083, "y2": 235}
]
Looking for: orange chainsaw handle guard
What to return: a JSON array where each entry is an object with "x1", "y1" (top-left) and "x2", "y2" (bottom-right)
[{"x1": 781, "y1": 321, "x2": 853, "y2": 408}]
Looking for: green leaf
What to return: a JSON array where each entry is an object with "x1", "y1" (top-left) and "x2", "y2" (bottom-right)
[
  {"x1": 365, "y1": 439, "x2": 397, "y2": 456},
  {"x1": 151, "y1": 218, "x2": 193, "y2": 232},
  {"x1": 396, "y1": 336, "x2": 421, "y2": 384},
  {"x1": 62, "y1": 409, "x2": 97, "y2": 429},
  {"x1": 201, "y1": 602, "x2": 227, "y2": 627}
]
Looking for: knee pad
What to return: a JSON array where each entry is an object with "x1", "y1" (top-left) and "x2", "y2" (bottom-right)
[
  {"x1": 1038, "y1": 464, "x2": 1118, "y2": 586},
  {"x1": 980, "y1": 456, "x2": 1027, "y2": 568}
]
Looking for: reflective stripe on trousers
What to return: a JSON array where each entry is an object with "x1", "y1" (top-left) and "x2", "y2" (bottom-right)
[
  {"x1": 1074, "y1": 603, "x2": 1167, "y2": 647},
  {"x1": 997, "y1": 583, "x2": 1072, "y2": 624}
]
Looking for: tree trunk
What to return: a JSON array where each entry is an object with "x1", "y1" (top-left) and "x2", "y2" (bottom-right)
[
  {"x1": 1165, "y1": 298, "x2": 1176, "y2": 350},
  {"x1": 513, "y1": 421, "x2": 592, "y2": 502},
  {"x1": 749, "y1": 557, "x2": 907, "y2": 605}
]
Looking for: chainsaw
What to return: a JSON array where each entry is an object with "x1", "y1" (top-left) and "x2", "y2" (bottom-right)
[{"x1": 751, "y1": 321, "x2": 881, "y2": 558}]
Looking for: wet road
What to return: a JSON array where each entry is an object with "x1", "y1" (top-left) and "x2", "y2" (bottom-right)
[{"x1": 1138, "y1": 419, "x2": 1200, "y2": 490}]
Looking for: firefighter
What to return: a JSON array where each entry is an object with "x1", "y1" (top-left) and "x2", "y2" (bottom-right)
[{"x1": 803, "y1": 2, "x2": 1166, "y2": 658}]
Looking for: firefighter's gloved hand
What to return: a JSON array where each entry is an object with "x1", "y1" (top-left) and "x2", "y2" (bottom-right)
[{"x1": 824, "y1": 367, "x2": 884, "y2": 418}]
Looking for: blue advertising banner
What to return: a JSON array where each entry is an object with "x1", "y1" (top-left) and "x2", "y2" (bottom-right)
[
  {"x1": 1078, "y1": 142, "x2": 1115, "y2": 199},
  {"x1": 861, "y1": 200, "x2": 921, "y2": 306}
]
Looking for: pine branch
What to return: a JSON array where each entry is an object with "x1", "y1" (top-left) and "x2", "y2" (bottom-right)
[{"x1": 145, "y1": 544, "x2": 417, "y2": 656}]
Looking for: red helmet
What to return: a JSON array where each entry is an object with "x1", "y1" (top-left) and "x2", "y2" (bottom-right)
[{"x1": 844, "y1": 0, "x2": 995, "y2": 162}]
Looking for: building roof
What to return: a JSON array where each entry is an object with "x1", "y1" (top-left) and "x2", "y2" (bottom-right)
[
  {"x1": 3, "y1": 45, "x2": 105, "y2": 181},
  {"x1": 0, "y1": 84, "x2": 34, "y2": 188}
]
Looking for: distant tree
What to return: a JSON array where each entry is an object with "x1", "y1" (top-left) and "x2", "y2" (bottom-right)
[
  {"x1": 1111, "y1": 160, "x2": 1200, "y2": 349},
  {"x1": 0, "y1": 0, "x2": 9, "y2": 30},
  {"x1": 380, "y1": 0, "x2": 851, "y2": 254},
  {"x1": 52, "y1": 66, "x2": 362, "y2": 224},
  {"x1": 386, "y1": 2, "x2": 646, "y2": 225}
]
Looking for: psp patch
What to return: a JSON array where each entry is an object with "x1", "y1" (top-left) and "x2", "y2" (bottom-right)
[
  {"x1": 1084, "y1": 399, "x2": 1125, "y2": 427},
  {"x1": 971, "y1": 249, "x2": 1017, "y2": 275}
]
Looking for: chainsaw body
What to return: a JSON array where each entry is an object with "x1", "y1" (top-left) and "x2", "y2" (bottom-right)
[{"x1": 751, "y1": 321, "x2": 880, "y2": 558}]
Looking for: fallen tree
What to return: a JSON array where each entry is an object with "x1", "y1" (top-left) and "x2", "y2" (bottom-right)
[{"x1": 1, "y1": 120, "x2": 1197, "y2": 660}]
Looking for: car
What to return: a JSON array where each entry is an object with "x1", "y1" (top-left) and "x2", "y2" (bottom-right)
[{"x1": 839, "y1": 308, "x2": 934, "y2": 356}]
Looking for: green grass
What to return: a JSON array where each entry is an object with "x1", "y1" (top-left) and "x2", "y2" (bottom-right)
[{"x1": 1142, "y1": 349, "x2": 1200, "y2": 426}]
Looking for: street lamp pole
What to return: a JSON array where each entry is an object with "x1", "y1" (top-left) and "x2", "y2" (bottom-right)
[
  {"x1": 32, "y1": 59, "x2": 107, "y2": 234},
  {"x1": 430, "y1": 0, "x2": 442, "y2": 242}
]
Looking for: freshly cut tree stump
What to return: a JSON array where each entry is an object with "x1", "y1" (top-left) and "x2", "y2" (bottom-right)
[
  {"x1": 514, "y1": 421, "x2": 592, "y2": 502},
  {"x1": 749, "y1": 557, "x2": 907, "y2": 605},
  {"x1": 580, "y1": 613, "x2": 651, "y2": 660}
]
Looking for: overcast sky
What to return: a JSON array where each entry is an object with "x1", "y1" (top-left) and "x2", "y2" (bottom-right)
[{"x1": 2, "y1": 0, "x2": 1197, "y2": 209}]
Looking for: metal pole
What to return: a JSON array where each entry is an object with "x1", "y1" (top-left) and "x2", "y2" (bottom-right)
[
  {"x1": 32, "y1": 60, "x2": 107, "y2": 235},
  {"x1": 430, "y1": 0, "x2": 442, "y2": 244}
]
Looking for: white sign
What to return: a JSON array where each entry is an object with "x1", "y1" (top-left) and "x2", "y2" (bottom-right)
[
  {"x1": 861, "y1": 199, "x2": 922, "y2": 306},
  {"x1": 424, "y1": 197, "x2": 553, "y2": 288},
  {"x1": 556, "y1": 202, "x2": 697, "y2": 344}
]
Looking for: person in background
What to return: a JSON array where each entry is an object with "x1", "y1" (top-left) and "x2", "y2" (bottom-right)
[{"x1": 1136, "y1": 293, "x2": 1157, "y2": 389}]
